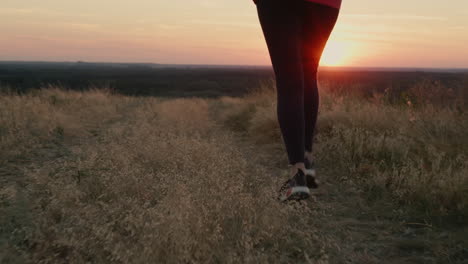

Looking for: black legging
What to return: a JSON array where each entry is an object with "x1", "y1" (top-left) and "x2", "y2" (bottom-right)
[{"x1": 256, "y1": 0, "x2": 339, "y2": 165}]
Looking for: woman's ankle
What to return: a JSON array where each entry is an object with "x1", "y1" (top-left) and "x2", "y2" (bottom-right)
[{"x1": 290, "y1": 162, "x2": 306, "y2": 177}]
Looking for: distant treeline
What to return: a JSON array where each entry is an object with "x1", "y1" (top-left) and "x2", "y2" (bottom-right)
[{"x1": 0, "y1": 62, "x2": 466, "y2": 98}]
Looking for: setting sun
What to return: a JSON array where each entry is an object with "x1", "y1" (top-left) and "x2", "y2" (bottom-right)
[{"x1": 320, "y1": 41, "x2": 349, "y2": 67}]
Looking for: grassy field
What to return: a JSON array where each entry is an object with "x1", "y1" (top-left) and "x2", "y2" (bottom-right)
[{"x1": 1, "y1": 81, "x2": 467, "y2": 263}]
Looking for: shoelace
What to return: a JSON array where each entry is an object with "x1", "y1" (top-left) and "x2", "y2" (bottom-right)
[{"x1": 279, "y1": 179, "x2": 293, "y2": 193}]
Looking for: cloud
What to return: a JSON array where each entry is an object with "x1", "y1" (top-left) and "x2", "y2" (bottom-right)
[
  {"x1": 0, "y1": 8, "x2": 36, "y2": 14},
  {"x1": 0, "y1": 7, "x2": 93, "y2": 18},
  {"x1": 188, "y1": 19, "x2": 257, "y2": 28},
  {"x1": 449, "y1": 26, "x2": 466, "y2": 30},
  {"x1": 67, "y1": 23, "x2": 101, "y2": 31},
  {"x1": 198, "y1": 0, "x2": 219, "y2": 8},
  {"x1": 342, "y1": 14, "x2": 449, "y2": 21}
]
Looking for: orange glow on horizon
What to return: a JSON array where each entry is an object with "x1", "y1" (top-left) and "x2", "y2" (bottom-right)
[
  {"x1": 1, "y1": 1, "x2": 468, "y2": 68},
  {"x1": 320, "y1": 41, "x2": 351, "y2": 67}
]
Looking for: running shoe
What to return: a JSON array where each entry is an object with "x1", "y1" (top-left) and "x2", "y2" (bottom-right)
[
  {"x1": 304, "y1": 158, "x2": 319, "y2": 189},
  {"x1": 278, "y1": 169, "x2": 310, "y2": 202}
]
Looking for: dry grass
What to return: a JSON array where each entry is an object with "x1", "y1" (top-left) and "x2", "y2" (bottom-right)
[
  {"x1": 1, "y1": 81, "x2": 467, "y2": 263},
  {"x1": 1, "y1": 87, "x2": 325, "y2": 263},
  {"x1": 239, "y1": 82, "x2": 468, "y2": 220}
]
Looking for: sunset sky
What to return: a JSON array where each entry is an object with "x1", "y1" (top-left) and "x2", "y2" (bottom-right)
[{"x1": 1, "y1": 0, "x2": 467, "y2": 68}]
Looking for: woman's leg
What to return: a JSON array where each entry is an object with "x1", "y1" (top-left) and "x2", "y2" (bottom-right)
[
  {"x1": 300, "y1": 3, "x2": 340, "y2": 159},
  {"x1": 256, "y1": 0, "x2": 306, "y2": 167}
]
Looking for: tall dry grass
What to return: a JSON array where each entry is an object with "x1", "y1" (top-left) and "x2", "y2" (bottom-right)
[
  {"x1": 1, "y1": 87, "x2": 325, "y2": 263},
  {"x1": 1, "y1": 80, "x2": 467, "y2": 263},
  {"x1": 232, "y1": 80, "x2": 468, "y2": 221}
]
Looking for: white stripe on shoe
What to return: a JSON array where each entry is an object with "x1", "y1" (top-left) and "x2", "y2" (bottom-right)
[{"x1": 304, "y1": 169, "x2": 316, "y2": 176}]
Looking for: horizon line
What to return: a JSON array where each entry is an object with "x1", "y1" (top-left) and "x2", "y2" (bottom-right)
[{"x1": 1, "y1": 60, "x2": 468, "y2": 71}]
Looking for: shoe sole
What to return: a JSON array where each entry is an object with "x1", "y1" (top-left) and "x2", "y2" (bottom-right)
[{"x1": 279, "y1": 186, "x2": 310, "y2": 202}]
